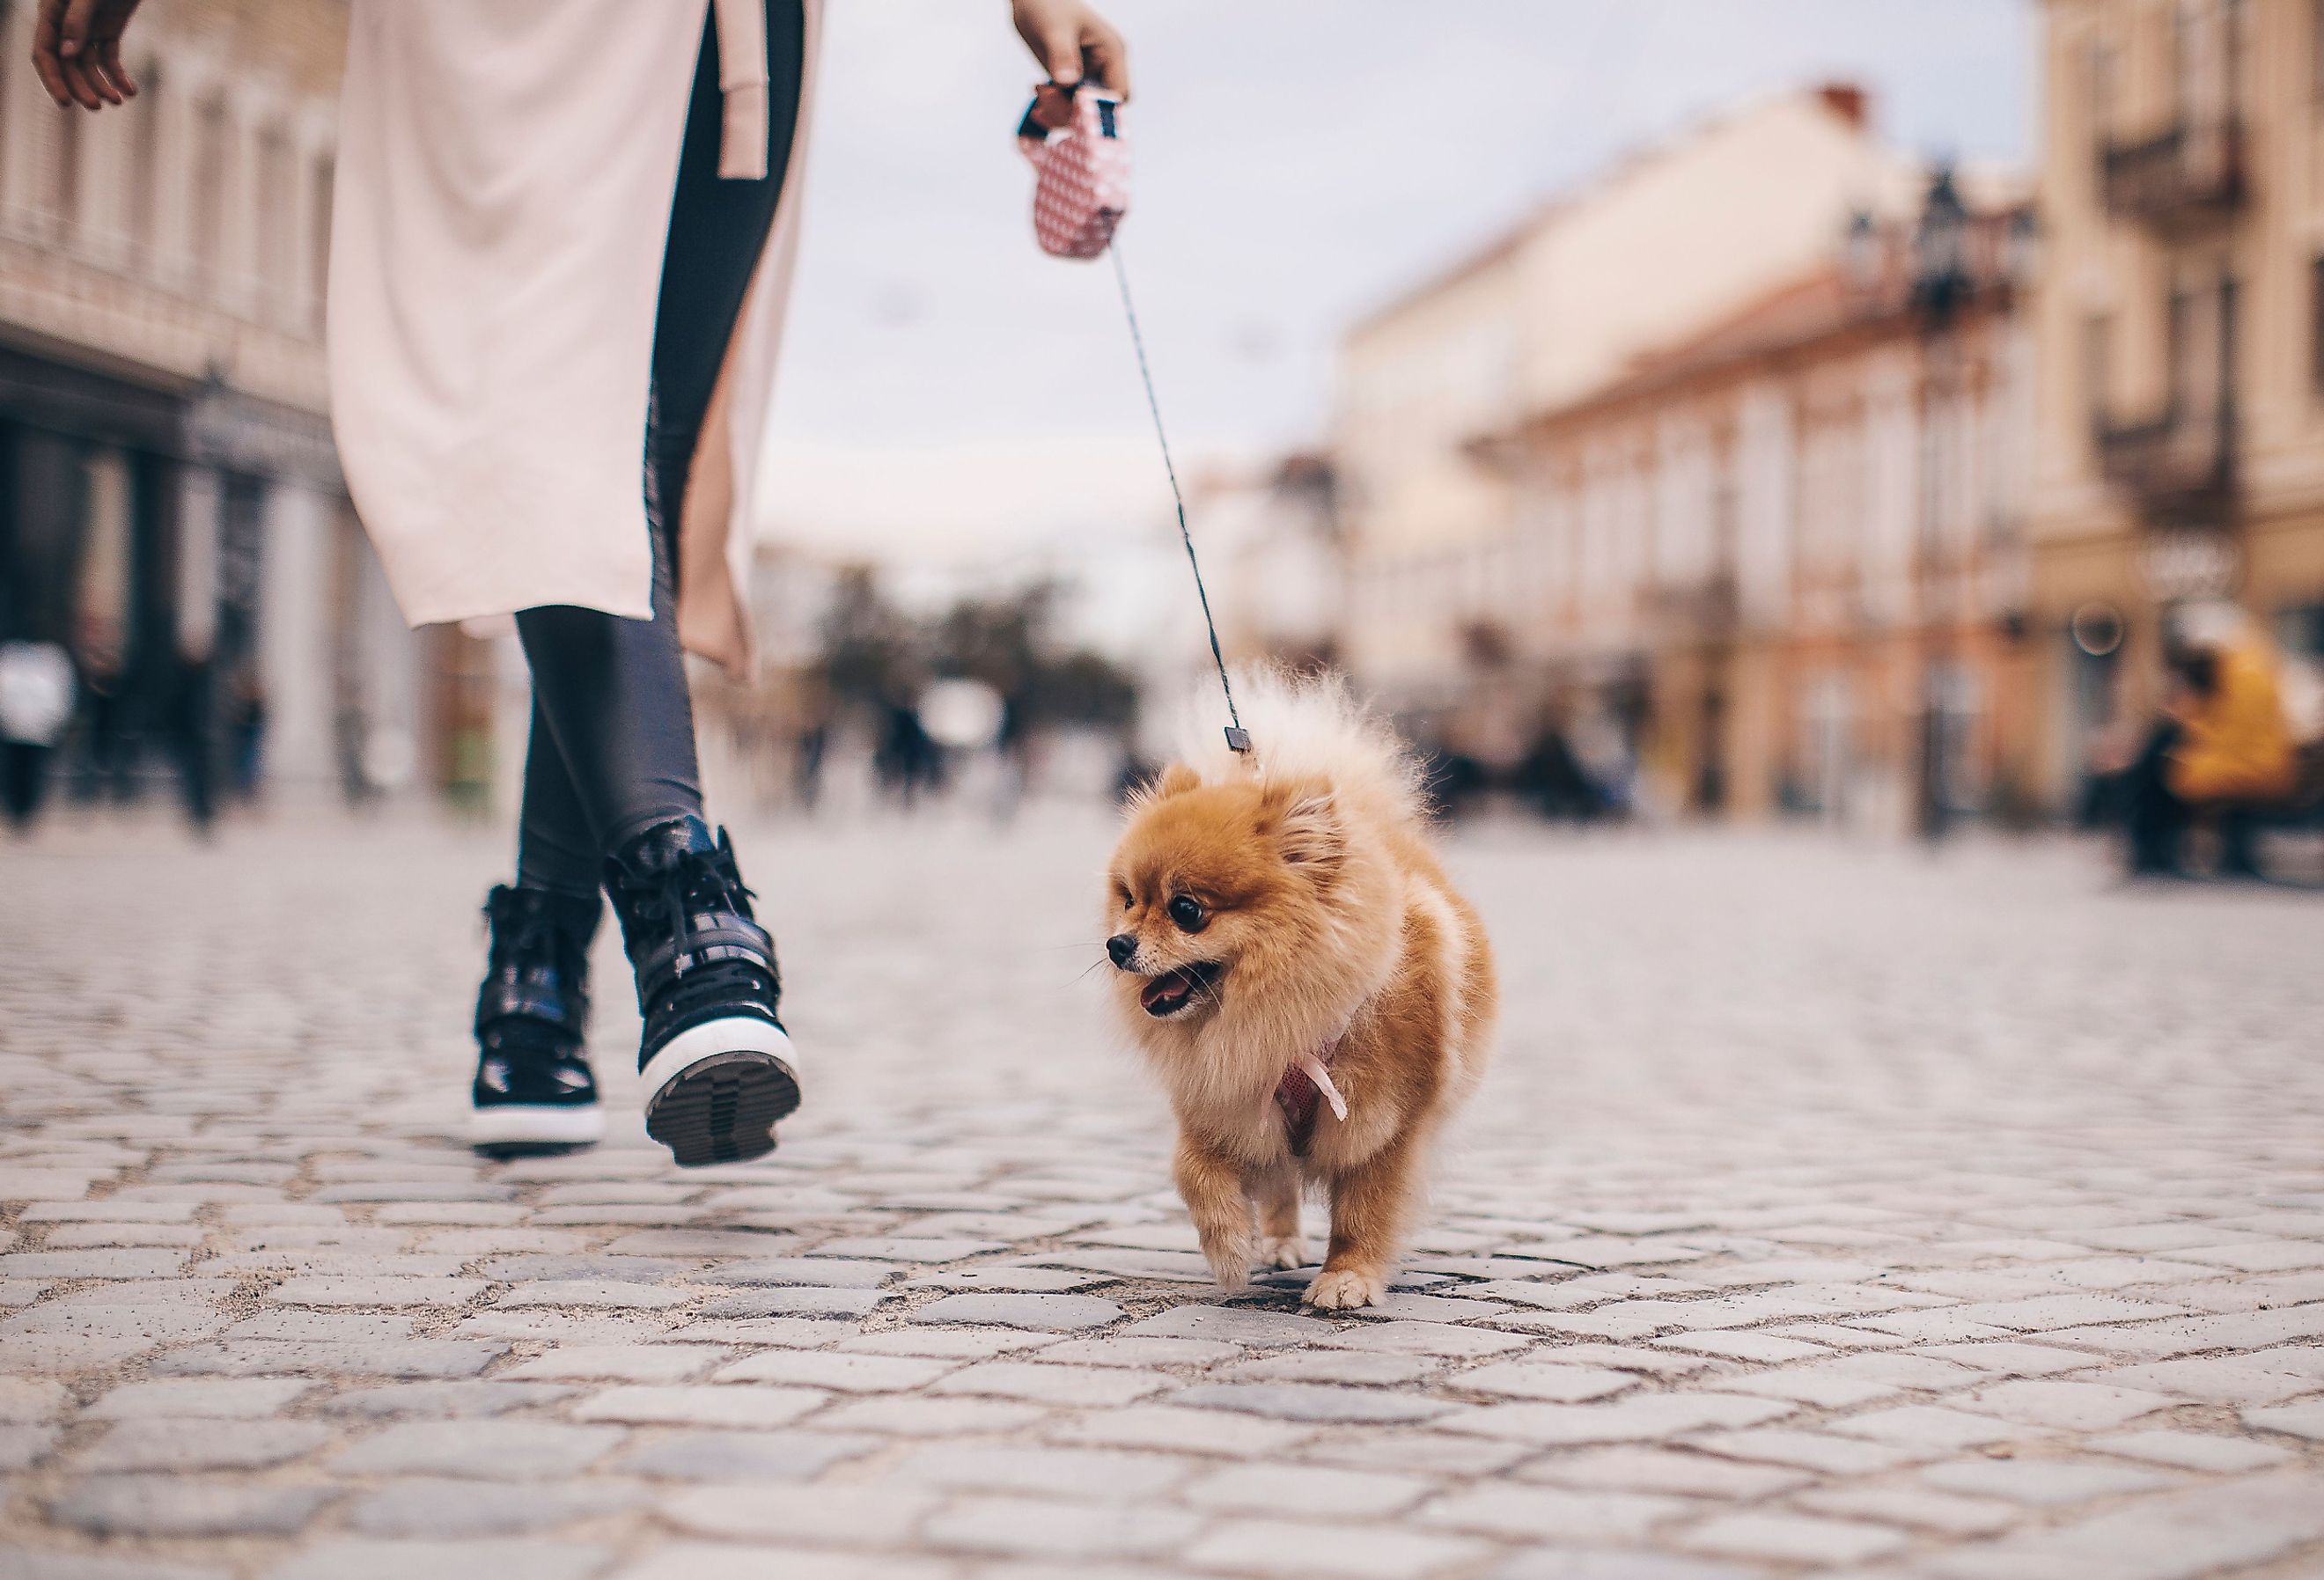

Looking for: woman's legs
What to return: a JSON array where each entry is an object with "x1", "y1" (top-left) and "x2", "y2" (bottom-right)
[{"x1": 509, "y1": 0, "x2": 804, "y2": 871}]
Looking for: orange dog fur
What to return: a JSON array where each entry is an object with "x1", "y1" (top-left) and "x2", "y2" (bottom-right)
[{"x1": 1102, "y1": 670, "x2": 1497, "y2": 1309}]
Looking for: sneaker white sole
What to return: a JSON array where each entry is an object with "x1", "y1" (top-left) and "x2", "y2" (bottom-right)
[
  {"x1": 639, "y1": 1017, "x2": 799, "y2": 1168},
  {"x1": 467, "y1": 1103, "x2": 606, "y2": 1149}
]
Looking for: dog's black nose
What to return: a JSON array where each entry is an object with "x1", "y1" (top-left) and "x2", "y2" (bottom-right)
[{"x1": 1106, "y1": 933, "x2": 1137, "y2": 967}]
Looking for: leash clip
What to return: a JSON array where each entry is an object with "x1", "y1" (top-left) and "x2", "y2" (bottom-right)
[{"x1": 1225, "y1": 727, "x2": 1251, "y2": 754}]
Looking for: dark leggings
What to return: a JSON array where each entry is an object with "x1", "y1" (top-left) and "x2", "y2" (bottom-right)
[{"x1": 514, "y1": 1, "x2": 805, "y2": 900}]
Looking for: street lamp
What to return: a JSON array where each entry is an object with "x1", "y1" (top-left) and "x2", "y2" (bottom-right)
[
  {"x1": 1910, "y1": 164, "x2": 1972, "y2": 330},
  {"x1": 1911, "y1": 164, "x2": 1973, "y2": 844}
]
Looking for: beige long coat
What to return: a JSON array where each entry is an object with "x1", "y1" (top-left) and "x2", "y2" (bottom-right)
[{"x1": 327, "y1": 0, "x2": 820, "y2": 673}]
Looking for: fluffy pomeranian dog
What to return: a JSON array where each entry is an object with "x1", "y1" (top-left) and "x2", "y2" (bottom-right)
[{"x1": 1102, "y1": 669, "x2": 1496, "y2": 1309}]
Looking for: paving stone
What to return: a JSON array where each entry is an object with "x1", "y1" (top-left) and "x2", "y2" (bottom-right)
[
  {"x1": 1827, "y1": 1404, "x2": 2028, "y2": 1450},
  {"x1": 693, "y1": 1258, "x2": 901, "y2": 1288},
  {"x1": 0, "y1": 1551, "x2": 231, "y2": 1580},
  {"x1": 1521, "y1": 1444, "x2": 1812, "y2": 1499},
  {"x1": 1678, "y1": 1510, "x2": 1908, "y2": 1565},
  {"x1": 1439, "y1": 1392, "x2": 1793, "y2": 1445},
  {"x1": 1922, "y1": 1466, "x2": 2324, "y2": 1580},
  {"x1": 1446, "y1": 1360, "x2": 1638, "y2": 1401},
  {"x1": 708, "y1": 1350, "x2": 948, "y2": 1392},
  {"x1": 152, "y1": 1339, "x2": 510, "y2": 1378},
  {"x1": 2087, "y1": 1429, "x2": 2297, "y2": 1472},
  {"x1": 1313, "y1": 1319, "x2": 1529, "y2": 1357},
  {"x1": 930, "y1": 1360, "x2": 1167, "y2": 1406},
  {"x1": 343, "y1": 1477, "x2": 653, "y2": 1537},
  {"x1": 1048, "y1": 1403, "x2": 1316, "y2": 1457},
  {"x1": 897, "y1": 1444, "x2": 1194, "y2": 1500},
  {"x1": 656, "y1": 1481, "x2": 944, "y2": 1544},
  {"x1": 599, "y1": 1544, "x2": 948, "y2": 1580},
  {"x1": 1225, "y1": 1350, "x2": 1442, "y2": 1386},
  {"x1": 504, "y1": 1344, "x2": 730, "y2": 1383},
  {"x1": 571, "y1": 1385, "x2": 828, "y2": 1429},
  {"x1": 908, "y1": 1293, "x2": 1123, "y2": 1330},
  {"x1": 815, "y1": 1394, "x2": 1048, "y2": 1436},
  {"x1": 261, "y1": 1540, "x2": 608, "y2": 1580},
  {"x1": 266, "y1": 1277, "x2": 485, "y2": 1307},
  {"x1": 1034, "y1": 1335, "x2": 1242, "y2": 1369},
  {"x1": 1422, "y1": 1483, "x2": 1693, "y2": 1542},
  {"x1": 838, "y1": 1326, "x2": 1058, "y2": 1359},
  {"x1": 48, "y1": 1476, "x2": 335, "y2": 1537},
  {"x1": 1185, "y1": 1461, "x2": 1433, "y2": 1517},
  {"x1": 1919, "y1": 1457, "x2": 2179, "y2": 1505},
  {"x1": 490, "y1": 1282, "x2": 695, "y2": 1311},
  {"x1": 614, "y1": 1429, "x2": 879, "y2": 1481},
  {"x1": 1120, "y1": 1305, "x2": 1338, "y2": 1346},
  {"x1": 86, "y1": 1378, "x2": 315, "y2": 1418},
  {"x1": 922, "y1": 1494, "x2": 1203, "y2": 1562},
  {"x1": 2244, "y1": 1400, "x2": 2324, "y2": 1442},
  {"x1": 314, "y1": 1381, "x2": 580, "y2": 1417},
  {"x1": 1960, "y1": 1377, "x2": 2176, "y2": 1430},
  {"x1": 1182, "y1": 1518, "x2": 1489, "y2": 1580},
  {"x1": 1173, "y1": 1381, "x2": 1456, "y2": 1424},
  {"x1": 80, "y1": 1418, "x2": 333, "y2": 1472},
  {"x1": 333, "y1": 1419, "x2": 625, "y2": 1479},
  {"x1": 1486, "y1": 1553, "x2": 1760, "y2": 1580}
]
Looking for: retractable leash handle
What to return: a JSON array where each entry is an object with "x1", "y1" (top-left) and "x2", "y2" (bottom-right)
[{"x1": 1019, "y1": 81, "x2": 1252, "y2": 755}]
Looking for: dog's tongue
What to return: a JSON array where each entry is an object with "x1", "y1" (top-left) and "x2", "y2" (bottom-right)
[{"x1": 1141, "y1": 974, "x2": 1186, "y2": 1010}]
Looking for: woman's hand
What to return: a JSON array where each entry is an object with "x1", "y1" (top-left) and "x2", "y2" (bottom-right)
[
  {"x1": 29, "y1": 0, "x2": 143, "y2": 110},
  {"x1": 1011, "y1": 0, "x2": 1129, "y2": 99}
]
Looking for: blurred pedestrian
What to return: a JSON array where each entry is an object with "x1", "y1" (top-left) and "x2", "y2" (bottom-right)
[
  {"x1": 0, "y1": 638, "x2": 74, "y2": 833},
  {"x1": 2123, "y1": 601, "x2": 2297, "y2": 878},
  {"x1": 33, "y1": 0, "x2": 1132, "y2": 1164}
]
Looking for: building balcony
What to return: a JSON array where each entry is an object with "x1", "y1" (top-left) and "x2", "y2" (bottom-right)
[
  {"x1": 2095, "y1": 403, "x2": 2235, "y2": 527},
  {"x1": 2099, "y1": 119, "x2": 2247, "y2": 236}
]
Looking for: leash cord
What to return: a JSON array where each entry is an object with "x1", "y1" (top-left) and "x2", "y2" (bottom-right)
[{"x1": 1110, "y1": 242, "x2": 1248, "y2": 751}]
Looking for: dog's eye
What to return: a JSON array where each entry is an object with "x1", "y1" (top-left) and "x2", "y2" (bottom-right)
[{"x1": 1167, "y1": 895, "x2": 1206, "y2": 932}]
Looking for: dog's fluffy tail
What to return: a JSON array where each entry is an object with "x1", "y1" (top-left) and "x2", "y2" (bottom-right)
[{"x1": 1173, "y1": 665, "x2": 1429, "y2": 830}]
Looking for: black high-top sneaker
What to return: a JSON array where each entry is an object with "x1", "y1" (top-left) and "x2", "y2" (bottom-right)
[
  {"x1": 606, "y1": 817, "x2": 798, "y2": 1166},
  {"x1": 470, "y1": 885, "x2": 605, "y2": 1155}
]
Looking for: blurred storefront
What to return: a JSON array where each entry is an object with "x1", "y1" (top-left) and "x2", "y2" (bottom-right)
[
  {"x1": 2023, "y1": 0, "x2": 2324, "y2": 813},
  {"x1": 0, "y1": 0, "x2": 452, "y2": 819}
]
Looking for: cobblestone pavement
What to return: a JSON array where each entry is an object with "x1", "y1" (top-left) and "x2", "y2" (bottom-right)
[{"x1": 4, "y1": 810, "x2": 2324, "y2": 1580}]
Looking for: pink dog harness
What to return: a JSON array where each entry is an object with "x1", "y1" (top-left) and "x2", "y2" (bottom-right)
[{"x1": 1018, "y1": 85, "x2": 1130, "y2": 259}]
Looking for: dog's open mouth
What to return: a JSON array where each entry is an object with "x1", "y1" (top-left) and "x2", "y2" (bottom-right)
[{"x1": 1139, "y1": 961, "x2": 1224, "y2": 1018}]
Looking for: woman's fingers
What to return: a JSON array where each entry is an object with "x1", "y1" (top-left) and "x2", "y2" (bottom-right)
[
  {"x1": 96, "y1": 33, "x2": 136, "y2": 98},
  {"x1": 1081, "y1": 15, "x2": 1129, "y2": 99},
  {"x1": 28, "y1": 1, "x2": 76, "y2": 106}
]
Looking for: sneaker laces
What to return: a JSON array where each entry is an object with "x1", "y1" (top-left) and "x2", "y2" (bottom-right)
[{"x1": 641, "y1": 836, "x2": 759, "y2": 977}]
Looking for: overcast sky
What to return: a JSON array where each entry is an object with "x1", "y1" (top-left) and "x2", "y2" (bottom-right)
[{"x1": 761, "y1": 0, "x2": 2035, "y2": 570}]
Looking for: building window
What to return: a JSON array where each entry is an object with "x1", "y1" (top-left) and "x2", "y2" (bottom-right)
[
  {"x1": 2312, "y1": 257, "x2": 2324, "y2": 393},
  {"x1": 191, "y1": 95, "x2": 229, "y2": 294},
  {"x1": 129, "y1": 66, "x2": 161, "y2": 268},
  {"x1": 254, "y1": 125, "x2": 293, "y2": 304},
  {"x1": 2082, "y1": 312, "x2": 2114, "y2": 430},
  {"x1": 309, "y1": 156, "x2": 334, "y2": 333}
]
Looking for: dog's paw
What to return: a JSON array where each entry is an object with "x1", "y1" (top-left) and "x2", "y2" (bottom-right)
[
  {"x1": 1304, "y1": 1267, "x2": 1386, "y2": 1311},
  {"x1": 1202, "y1": 1237, "x2": 1254, "y2": 1292},
  {"x1": 1258, "y1": 1235, "x2": 1309, "y2": 1271}
]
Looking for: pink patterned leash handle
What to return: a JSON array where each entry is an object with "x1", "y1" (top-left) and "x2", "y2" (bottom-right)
[{"x1": 1018, "y1": 82, "x2": 1249, "y2": 753}]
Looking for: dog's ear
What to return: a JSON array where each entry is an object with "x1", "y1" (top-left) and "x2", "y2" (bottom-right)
[
  {"x1": 1261, "y1": 778, "x2": 1342, "y2": 873},
  {"x1": 1155, "y1": 762, "x2": 1201, "y2": 798}
]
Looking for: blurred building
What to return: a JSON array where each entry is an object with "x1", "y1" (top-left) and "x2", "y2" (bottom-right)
[
  {"x1": 0, "y1": 0, "x2": 446, "y2": 816},
  {"x1": 1199, "y1": 452, "x2": 1342, "y2": 669},
  {"x1": 1476, "y1": 184, "x2": 2037, "y2": 830},
  {"x1": 2020, "y1": 0, "x2": 2324, "y2": 810},
  {"x1": 1335, "y1": 85, "x2": 1923, "y2": 707}
]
